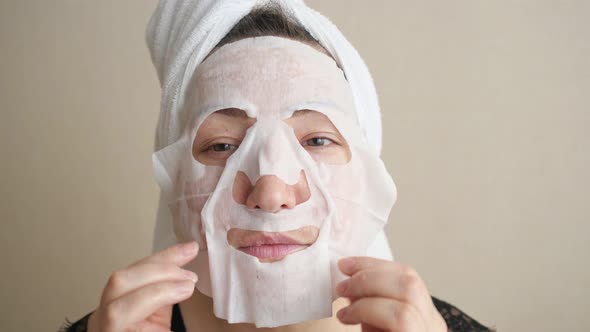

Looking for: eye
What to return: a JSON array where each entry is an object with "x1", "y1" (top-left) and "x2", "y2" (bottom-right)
[
  {"x1": 193, "y1": 139, "x2": 241, "y2": 165},
  {"x1": 207, "y1": 143, "x2": 238, "y2": 152},
  {"x1": 302, "y1": 137, "x2": 335, "y2": 147}
]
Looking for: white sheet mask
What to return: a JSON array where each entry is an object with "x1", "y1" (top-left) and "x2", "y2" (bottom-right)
[{"x1": 152, "y1": 36, "x2": 397, "y2": 327}]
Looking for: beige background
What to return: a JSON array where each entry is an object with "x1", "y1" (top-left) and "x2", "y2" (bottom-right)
[{"x1": 1, "y1": 1, "x2": 588, "y2": 331}]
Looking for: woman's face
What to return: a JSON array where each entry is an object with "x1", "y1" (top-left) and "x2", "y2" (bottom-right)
[
  {"x1": 191, "y1": 108, "x2": 351, "y2": 262},
  {"x1": 180, "y1": 35, "x2": 361, "y2": 265}
]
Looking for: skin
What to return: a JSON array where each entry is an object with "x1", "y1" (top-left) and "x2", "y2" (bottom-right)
[{"x1": 87, "y1": 107, "x2": 447, "y2": 332}]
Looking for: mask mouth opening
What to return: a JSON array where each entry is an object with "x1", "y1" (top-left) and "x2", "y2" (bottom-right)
[{"x1": 227, "y1": 225, "x2": 320, "y2": 263}]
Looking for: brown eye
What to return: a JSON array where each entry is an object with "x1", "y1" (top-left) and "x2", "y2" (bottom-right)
[
  {"x1": 208, "y1": 143, "x2": 238, "y2": 152},
  {"x1": 304, "y1": 137, "x2": 334, "y2": 147}
]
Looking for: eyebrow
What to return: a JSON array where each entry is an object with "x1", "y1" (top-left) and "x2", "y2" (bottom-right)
[
  {"x1": 214, "y1": 108, "x2": 327, "y2": 119},
  {"x1": 214, "y1": 108, "x2": 249, "y2": 117}
]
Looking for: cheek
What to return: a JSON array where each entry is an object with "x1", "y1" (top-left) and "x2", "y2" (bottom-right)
[
  {"x1": 211, "y1": 187, "x2": 238, "y2": 228},
  {"x1": 321, "y1": 161, "x2": 375, "y2": 254},
  {"x1": 325, "y1": 169, "x2": 358, "y2": 238},
  {"x1": 307, "y1": 145, "x2": 351, "y2": 164},
  {"x1": 172, "y1": 195, "x2": 210, "y2": 249},
  {"x1": 183, "y1": 168, "x2": 223, "y2": 196},
  {"x1": 187, "y1": 196, "x2": 208, "y2": 213},
  {"x1": 171, "y1": 166, "x2": 223, "y2": 248}
]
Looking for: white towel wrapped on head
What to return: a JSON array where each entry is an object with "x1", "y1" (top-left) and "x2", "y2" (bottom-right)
[{"x1": 146, "y1": 0, "x2": 383, "y2": 153}]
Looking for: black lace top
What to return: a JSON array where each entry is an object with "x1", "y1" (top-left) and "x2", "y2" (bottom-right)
[{"x1": 59, "y1": 296, "x2": 494, "y2": 332}]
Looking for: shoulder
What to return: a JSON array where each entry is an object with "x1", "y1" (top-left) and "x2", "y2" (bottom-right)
[{"x1": 431, "y1": 296, "x2": 495, "y2": 332}]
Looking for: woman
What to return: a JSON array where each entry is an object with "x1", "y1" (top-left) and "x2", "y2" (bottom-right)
[{"x1": 62, "y1": 2, "x2": 493, "y2": 332}]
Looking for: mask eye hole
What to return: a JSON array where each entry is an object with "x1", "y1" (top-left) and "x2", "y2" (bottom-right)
[
  {"x1": 192, "y1": 108, "x2": 255, "y2": 166},
  {"x1": 286, "y1": 110, "x2": 351, "y2": 164}
]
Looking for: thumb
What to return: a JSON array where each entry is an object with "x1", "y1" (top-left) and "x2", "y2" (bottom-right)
[
  {"x1": 362, "y1": 323, "x2": 383, "y2": 332},
  {"x1": 145, "y1": 304, "x2": 174, "y2": 330}
]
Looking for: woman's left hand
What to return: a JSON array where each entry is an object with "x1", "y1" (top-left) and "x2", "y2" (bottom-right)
[{"x1": 336, "y1": 257, "x2": 447, "y2": 332}]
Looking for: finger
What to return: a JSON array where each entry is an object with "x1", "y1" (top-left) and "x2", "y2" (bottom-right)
[
  {"x1": 145, "y1": 305, "x2": 174, "y2": 329},
  {"x1": 131, "y1": 241, "x2": 199, "y2": 268},
  {"x1": 101, "y1": 262, "x2": 198, "y2": 304},
  {"x1": 361, "y1": 323, "x2": 382, "y2": 332},
  {"x1": 101, "y1": 279, "x2": 195, "y2": 331},
  {"x1": 134, "y1": 320, "x2": 173, "y2": 332},
  {"x1": 336, "y1": 267, "x2": 430, "y2": 309},
  {"x1": 338, "y1": 256, "x2": 397, "y2": 276},
  {"x1": 337, "y1": 297, "x2": 425, "y2": 332}
]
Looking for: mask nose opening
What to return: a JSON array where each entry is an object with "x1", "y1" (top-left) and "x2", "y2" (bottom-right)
[{"x1": 232, "y1": 170, "x2": 311, "y2": 213}]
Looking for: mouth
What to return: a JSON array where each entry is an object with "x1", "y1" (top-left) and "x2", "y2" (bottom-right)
[{"x1": 227, "y1": 226, "x2": 319, "y2": 263}]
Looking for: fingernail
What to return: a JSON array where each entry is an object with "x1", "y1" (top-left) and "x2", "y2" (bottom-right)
[
  {"x1": 338, "y1": 257, "x2": 355, "y2": 273},
  {"x1": 182, "y1": 270, "x2": 198, "y2": 283},
  {"x1": 336, "y1": 279, "x2": 349, "y2": 296},
  {"x1": 176, "y1": 280, "x2": 195, "y2": 295},
  {"x1": 337, "y1": 307, "x2": 348, "y2": 321},
  {"x1": 181, "y1": 241, "x2": 198, "y2": 256}
]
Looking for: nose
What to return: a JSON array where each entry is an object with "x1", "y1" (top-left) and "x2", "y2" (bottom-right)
[{"x1": 232, "y1": 170, "x2": 311, "y2": 213}]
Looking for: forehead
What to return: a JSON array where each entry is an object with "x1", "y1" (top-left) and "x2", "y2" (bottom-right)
[{"x1": 190, "y1": 36, "x2": 355, "y2": 120}]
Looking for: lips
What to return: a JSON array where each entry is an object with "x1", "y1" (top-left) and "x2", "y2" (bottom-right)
[{"x1": 227, "y1": 226, "x2": 319, "y2": 262}]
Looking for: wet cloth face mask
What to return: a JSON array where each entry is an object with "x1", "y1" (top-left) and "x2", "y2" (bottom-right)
[{"x1": 152, "y1": 36, "x2": 397, "y2": 327}]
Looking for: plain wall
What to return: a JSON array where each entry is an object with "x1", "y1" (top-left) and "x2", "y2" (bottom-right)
[{"x1": 1, "y1": 1, "x2": 588, "y2": 331}]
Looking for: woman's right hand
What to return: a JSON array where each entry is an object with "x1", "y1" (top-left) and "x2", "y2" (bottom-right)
[{"x1": 87, "y1": 241, "x2": 199, "y2": 332}]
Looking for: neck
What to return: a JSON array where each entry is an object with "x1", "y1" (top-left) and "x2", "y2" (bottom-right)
[{"x1": 179, "y1": 290, "x2": 360, "y2": 332}]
